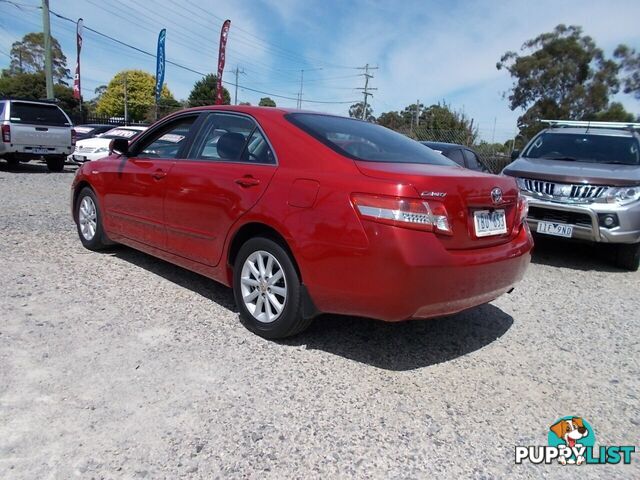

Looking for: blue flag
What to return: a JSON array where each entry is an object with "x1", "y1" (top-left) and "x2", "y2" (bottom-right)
[{"x1": 155, "y1": 29, "x2": 166, "y2": 103}]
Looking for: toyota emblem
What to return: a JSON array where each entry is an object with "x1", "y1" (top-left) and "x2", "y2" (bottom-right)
[{"x1": 491, "y1": 187, "x2": 503, "y2": 204}]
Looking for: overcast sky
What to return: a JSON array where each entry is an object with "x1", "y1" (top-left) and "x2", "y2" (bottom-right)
[{"x1": 1, "y1": 0, "x2": 639, "y2": 141}]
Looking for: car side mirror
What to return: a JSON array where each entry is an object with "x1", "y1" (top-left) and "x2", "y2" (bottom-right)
[
  {"x1": 109, "y1": 138, "x2": 129, "y2": 156},
  {"x1": 510, "y1": 149, "x2": 520, "y2": 161}
]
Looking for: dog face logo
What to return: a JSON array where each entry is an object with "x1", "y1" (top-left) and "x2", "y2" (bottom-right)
[{"x1": 549, "y1": 417, "x2": 592, "y2": 465}]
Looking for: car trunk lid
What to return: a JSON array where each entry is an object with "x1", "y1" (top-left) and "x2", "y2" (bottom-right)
[{"x1": 354, "y1": 161, "x2": 522, "y2": 249}]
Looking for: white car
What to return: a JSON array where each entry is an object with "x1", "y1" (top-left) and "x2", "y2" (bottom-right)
[{"x1": 69, "y1": 125, "x2": 147, "y2": 163}]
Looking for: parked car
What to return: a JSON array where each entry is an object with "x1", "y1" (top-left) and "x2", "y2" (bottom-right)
[
  {"x1": 71, "y1": 106, "x2": 532, "y2": 339},
  {"x1": 70, "y1": 126, "x2": 147, "y2": 163},
  {"x1": 0, "y1": 98, "x2": 75, "y2": 172},
  {"x1": 420, "y1": 141, "x2": 489, "y2": 172},
  {"x1": 74, "y1": 124, "x2": 115, "y2": 141},
  {"x1": 503, "y1": 120, "x2": 640, "y2": 271}
]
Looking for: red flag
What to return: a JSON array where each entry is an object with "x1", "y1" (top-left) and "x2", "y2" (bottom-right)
[
  {"x1": 73, "y1": 18, "x2": 83, "y2": 101},
  {"x1": 215, "y1": 20, "x2": 231, "y2": 105}
]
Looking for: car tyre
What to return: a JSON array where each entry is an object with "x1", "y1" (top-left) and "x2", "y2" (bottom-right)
[
  {"x1": 46, "y1": 155, "x2": 66, "y2": 172},
  {"x1": 233, "y1": 237, "x2": 312, "y2": 339},
  {"x1": 615, "y1": 242, "x2": 640, "y2": 271},
  {"x1": 75, "y1": 187, "x2": 109, "y2": 250}
]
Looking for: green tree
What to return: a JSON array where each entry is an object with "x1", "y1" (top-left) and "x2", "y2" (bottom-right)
[
  {"x1": 258, "y1": 97, "x2": 276, "y2": 107},
  {"x1": 187, "y1": 74, "x2": 231, "y2": 107},
  {"x1": 377, "y1": 111, "x2": 406, "y2": 129},
  {"x1": 614, "y1": 45, "x2": 640, "y2": 100},
  {"x1": 348, "y1": 102, "x2": 374, "y2": 121},
  {"x1": 96, "y1": 70, "x2": 177, "y2": 122},
  {"x1": 497, "y1": 24, "x2": 621, "y2": 140},
  {"x1": 239, "y1": 101, "x2": 251, "y2": 106},
  {"x1": 0, "y1": 72, "x2": 78, "y2": 113},
  {"x1": 588, "y1": 102, "x2": 635, "y2": 122},
  {"x1": 5, "y1": 32, "x2": 70, "y2": 83},
  {"x1": 416, "y1": 102, "x2": 478, "y2": 144}
]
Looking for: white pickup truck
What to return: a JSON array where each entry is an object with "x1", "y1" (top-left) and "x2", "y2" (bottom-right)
[{"x1": 0, "y1": 99, "x2": 75, "y2": 172}]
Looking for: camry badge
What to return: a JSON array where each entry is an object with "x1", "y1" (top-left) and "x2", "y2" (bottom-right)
[
  {"x1": 491, "y1": 187, "x2": 503, "y2": 204},
  {"x1": 421, "y1": 191, "x2": 447, "y2": 198}
]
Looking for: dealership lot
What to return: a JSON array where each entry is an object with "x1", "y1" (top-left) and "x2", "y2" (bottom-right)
[{"x1": 0, "y1": 162, "x2": 638, "y2": 479}]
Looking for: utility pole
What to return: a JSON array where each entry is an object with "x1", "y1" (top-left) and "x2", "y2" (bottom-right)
[
  {"x1": 415, "y1": 99, "x2": 420, "y2": 128},
  {"x1": 297, "y1": 69, "x2": 304, "y2": 109},
  {"x1": 356, "y1": 64, "x2": 378, "y2": 121},
  {"x1": 123, "y1": 73, "x2": 128, "y2": 125},
  {"x1": 233, "y1": 65, "x2": 245, "y2": 105},
  {"x1": 491, "y1": 117, "x2": 497, "y2": 143},
  {"x1": 41, "y1": 0, "x2": 54, "y2": 99}
]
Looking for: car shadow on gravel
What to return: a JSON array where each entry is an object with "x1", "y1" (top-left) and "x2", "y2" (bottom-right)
[
  {"x1": 282, "y1": 304, "x2": 513, "y2": 371},
  {"x1": 110, "y1": 246, "x2": 513, "y2": 371},
  {"x1": 531, "y1": 235, "x2": 622, "y2": 272},
  {"x1": 0, "y1": 160, "x2": 77, "y2": 174},
  {"x1": 110, "y1": 247, "x2": 237, "y2": 311}
]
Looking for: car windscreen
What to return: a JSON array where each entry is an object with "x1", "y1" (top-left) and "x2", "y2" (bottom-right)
[
  {"x1": 287, "y1": 113, "x2": 457, "y2": 166},
  {"x1": 523, "y1": 132, "x2": 640, "y2": 165},
  {"x1": 9, "y1": 102, "x2": 70, "y2": 126}
]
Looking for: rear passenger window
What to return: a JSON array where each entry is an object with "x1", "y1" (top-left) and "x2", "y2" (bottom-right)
[
  {"x1": 446, "y1": 148, "x2": 465, "y2": 166},
  {"x1": 191, "y1": 113, "x2": 275, "y2": 164},
  {"x1": 463, "y1": 149, "x2": 483, "y2": 170}
]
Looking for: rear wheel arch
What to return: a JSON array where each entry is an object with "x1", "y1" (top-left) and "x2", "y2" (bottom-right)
[{"x1": 227, "y1": 222, "x2": 302, "y2": 280}]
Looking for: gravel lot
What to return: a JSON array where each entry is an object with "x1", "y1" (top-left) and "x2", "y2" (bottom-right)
[{"x1": 0, "y1": 161, "x2": 638, "y2": 479}]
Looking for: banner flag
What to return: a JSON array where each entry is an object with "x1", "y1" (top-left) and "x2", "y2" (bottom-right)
[
  {"x1": 155, "y1": 29, "x2": 167, "y2": 103},
  {"x1": 72, "y1": 18, "x2": 83, "y2": 100},
  {"x1": 216, "y1": 20, "x2": 231, "y2": 105}
]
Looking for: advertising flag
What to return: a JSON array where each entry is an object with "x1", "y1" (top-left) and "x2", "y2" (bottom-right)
[
  {"x1": 72, "y1": 18, "x2": 83, "y2": 100},
  {"x1": 155, "y1": 29, "x2": 167, "y2": 103},
  {"x1": 215, "y1": 20, "x2": 231, "y2": 105}
]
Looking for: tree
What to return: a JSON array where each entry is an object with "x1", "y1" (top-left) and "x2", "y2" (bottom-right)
[
  {"x1": 348, "y1": 102, "x2": 374, "y2": 121},
  {"x1": 588, "y1": 102, "x2": 635, "y2": 122},
  {"x1": 258, "y1": 97, "x2": 276, "y2": 107},
  {"x1": 614, "y1": 45, "x2": 640, "y2": 100},
  {"x1": 187, "y1": 74, "x2": 230, "y2": 107},
  {"x1": 239, "y1": 101, "x2": 251, "y2": 106},
  {"x1": 0, "y1": 72, "x2": 78, "y2": 113},
  {"x1": 96, "y1": 70, "x2": 177, "y2": 122},
  {"x1": 497, "y1": 24, "x2": 621, "y2": 139},
  {"x1": 377, "y1": 111, "x2": 406, "y2": 129},
  {"x1": 5, "y1": 32, "x2": 70, "y2": 83}
]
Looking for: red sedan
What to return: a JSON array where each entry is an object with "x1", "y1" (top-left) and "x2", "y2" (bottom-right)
[{"x1": 71, "y1": 106, "x2": 532, "y2": 339}]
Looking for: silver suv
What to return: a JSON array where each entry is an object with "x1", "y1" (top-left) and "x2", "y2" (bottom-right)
[
  {"x1": 503, "y1": 120, "x2": 640, "y2": 271},
  {"x1": 0, "y1": 99, "x2": 75, "y2": 172}
]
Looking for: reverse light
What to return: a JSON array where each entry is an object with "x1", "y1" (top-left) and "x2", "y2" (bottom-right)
[
  {"x1": 606, "y1": 186, "x2": 640, "y2": 206},
  {"x1": 1, "y1": 124, "x2": 10, "y2": 143},
  {"x1": 351, "y1": 193, "x2": 452, "y2": 234},
  {"x1": 517, "y1": 194, "x2": 529, "y2": 225},
  {"x1": 71, "y1": 128, "x2": 77, "y2": 147}
]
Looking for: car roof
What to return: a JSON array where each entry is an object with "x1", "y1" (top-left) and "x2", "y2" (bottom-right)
[{"x1": 545, "y1": 127, "x2": 636, "y2": 138}]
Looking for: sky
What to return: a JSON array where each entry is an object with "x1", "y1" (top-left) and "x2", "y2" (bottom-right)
[{"x1": 0, "y1": 0, "x2": 639, "y2": 142}]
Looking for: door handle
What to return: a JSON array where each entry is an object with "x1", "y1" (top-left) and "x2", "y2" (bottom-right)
[
  {"x1": 152, "y1": 169, "x2": 167, "y2": 180},
  {"x1": 235, "y1": 176, "x2": 261, "y2": 187}
]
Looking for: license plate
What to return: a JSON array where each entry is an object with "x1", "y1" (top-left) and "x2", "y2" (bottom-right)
[
  {"x1": 32, "y1": 147, "x2": 49, "y2": 154},
  {"x1": 537, "y1": 221, "x2": 573, "y2": 238},
  {"x1": 473, "y1": 209, "x2": 507, "y2": 237}
]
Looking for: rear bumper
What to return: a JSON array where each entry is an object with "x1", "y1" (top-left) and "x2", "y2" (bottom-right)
[
  {"x1": 524, "y1": 195, "x2": 640, "y2": 244},
  {"x1": 305, "y1": 222, "x2": 533, "y2": 322},
  {"x1": 0, "y1": 146, "x2": 73, "y2": 158}
]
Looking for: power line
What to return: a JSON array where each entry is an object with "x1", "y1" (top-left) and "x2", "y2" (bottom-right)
[{"x1": 45, "y1": 9, "x2": 359, "y2": 105}]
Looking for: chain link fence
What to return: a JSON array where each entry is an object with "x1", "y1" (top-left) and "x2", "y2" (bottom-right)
[{"x1": 396, "y1": 126, "x2": 516, "y2": 174}]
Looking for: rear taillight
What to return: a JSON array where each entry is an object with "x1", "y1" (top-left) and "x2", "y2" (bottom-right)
[
  {"x1": 352, "y1": 193, "x2": 452, "y2": 235},
  {"x1": 1, "y1": 124, "x2": 10, "y2": 143},
  {"x1": 517, "y1": 194, "x2": 529, "y2": 225},
  {"x1": 71, "y1": 128, "x2": 77, "y2": 146}
]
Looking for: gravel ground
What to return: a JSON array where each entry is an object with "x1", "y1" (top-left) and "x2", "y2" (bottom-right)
[{"x1": 0, "y1": 161, "x2": 638, "y2": 479}]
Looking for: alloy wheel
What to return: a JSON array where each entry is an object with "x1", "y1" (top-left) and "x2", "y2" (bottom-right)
[{"x1": 240, "y1": 250, "x2": 287, "y2": 323}]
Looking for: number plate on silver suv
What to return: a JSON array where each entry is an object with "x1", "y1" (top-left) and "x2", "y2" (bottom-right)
[{"x1": 537, "y1": 221, "x2": 573, "y2": 238}]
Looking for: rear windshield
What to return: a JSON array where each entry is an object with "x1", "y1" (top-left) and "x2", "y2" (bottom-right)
[
  {"x1": 524, "y1": 132, "x2": 640, "y2": 165},
  {"x1": 9, "y1": 102, "x2": 70, "y2": 126},
  {"x1": 287, "y1": 113, "x2": 456, "y2": 166}
]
